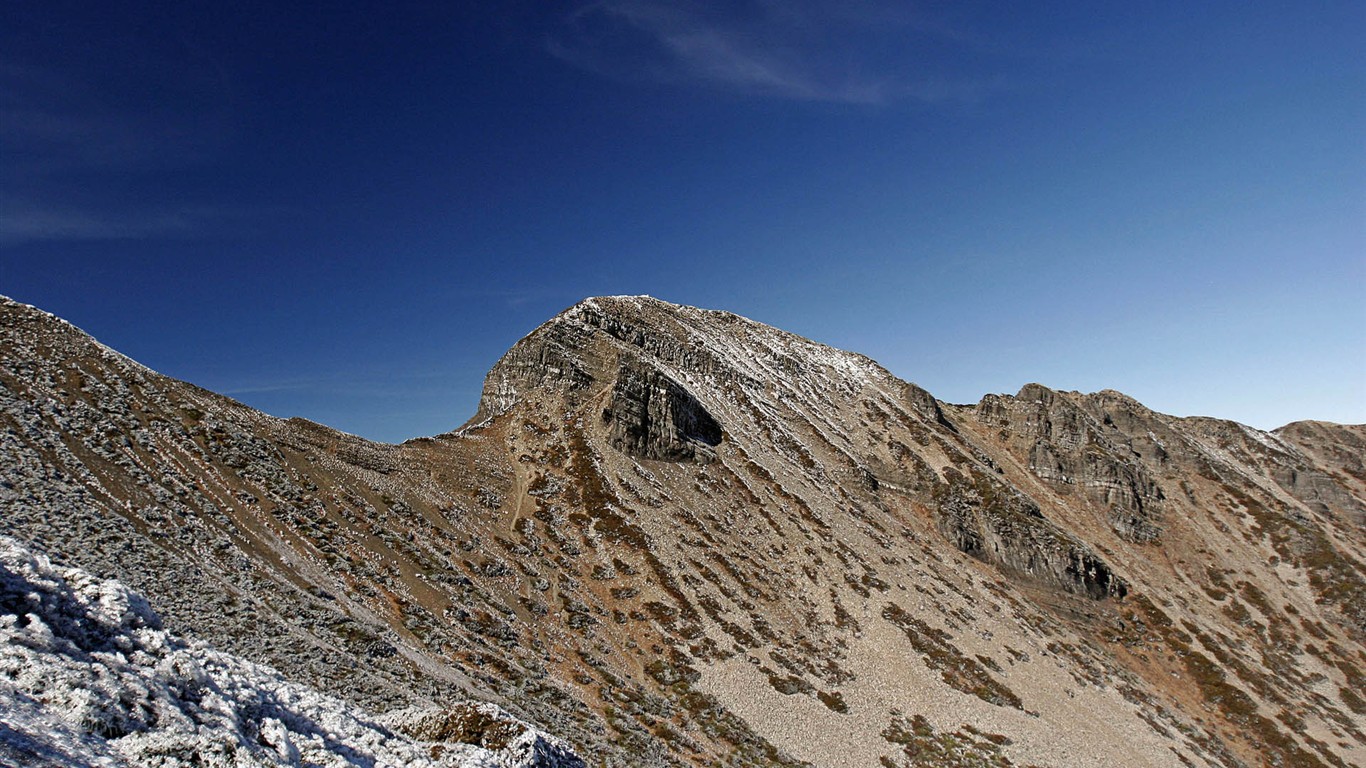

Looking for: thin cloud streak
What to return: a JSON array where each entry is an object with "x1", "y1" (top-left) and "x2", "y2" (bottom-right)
[
  {"x1": 1, "y1": 58, "x2": 242, "y2": 247},
  {"x1": 0, "y1": 202, "x2": 273, "y2": 247},
  {"x1": 549, "y1": 0, "x2": 992, "y2": 104},
  {"x1": 1, "y1": 62, "x2": 232, "y2": 175},
  {"x1": 0, "y1": 206, "x2": 194, "y2": 246}
]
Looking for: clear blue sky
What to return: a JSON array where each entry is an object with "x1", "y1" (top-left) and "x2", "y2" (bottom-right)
[{"x1": 3, "y1": 2, "x2": 1363, "y2": 442}]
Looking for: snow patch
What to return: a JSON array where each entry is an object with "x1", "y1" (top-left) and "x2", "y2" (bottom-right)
[{"x1": 0, "y1": 535, "x2": 584, "y2": 768}]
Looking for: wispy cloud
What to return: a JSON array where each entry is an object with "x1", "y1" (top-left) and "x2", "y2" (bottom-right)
[
  {"x1": 0, "y1": 58, "x2": 239, "y2": 247},
  {"x1": 218, "y1": 381, "x2": 316, "y2": 397},
  {"x1": 0, "y1": 200, "x2": 270, "y2": 247},
  {"x1": 1, "y1": 61, "x2": 231, "y2": 174},
  {"x1": 548, "y1": 0, "x2": 992, "y2": 105},
  {"x1": 0, "y1": 206, "x2": 192, "y2": 246}
]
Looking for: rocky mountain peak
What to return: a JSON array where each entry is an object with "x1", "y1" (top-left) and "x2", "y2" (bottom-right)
[
  {"x1": 475, "y1": 296, "x2": 886, "y2": 410},
  {"x1": 471, "y1": 296, "x2": 901, "y2": 460}
]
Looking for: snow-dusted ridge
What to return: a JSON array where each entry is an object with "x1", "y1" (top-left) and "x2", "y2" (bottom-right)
[
  {"x1": 0, "y1": 535, "x2": 585, "y2": 768},
  {"x1": 0, "y1": 296, "x2": 161, "y2": 383}
]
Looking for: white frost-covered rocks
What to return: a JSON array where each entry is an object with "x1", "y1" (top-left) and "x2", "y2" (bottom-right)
[{"x1": 0, "y1": 536, "x2": 585, "y2": 768}]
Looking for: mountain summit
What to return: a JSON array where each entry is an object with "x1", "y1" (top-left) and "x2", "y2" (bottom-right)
[{"x1": 1, "y1": 294, "x2": 1363, "y2": 767}]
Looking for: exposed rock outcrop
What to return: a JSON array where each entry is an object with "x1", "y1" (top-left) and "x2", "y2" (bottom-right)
[
  {"x1": 1276, "y1": 421, "x2": 1366, "y2": 488},
  {"x1": 976, "y1": 384, "x2": 1164, "y2": 543},
  {"x1": 602, "y1": 360, "x2": 721, "y2": 463},
  {"x1": 934, "y1": 467, "x2": 1127, "y2": 599},
  {"x1": 386, "y1": 703, "x2": 587, "y2": 767},
  {"x1": 1191, "y1": 418, "x2": 1366, "y2": 525},
  {"x1": 475, "y1": 317, "x2": 600, "y2": 420}
]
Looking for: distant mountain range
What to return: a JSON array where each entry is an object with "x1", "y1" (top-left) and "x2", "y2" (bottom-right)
[{"x1": 2, "y1": 294, "x2": 1362, "y2": 767}]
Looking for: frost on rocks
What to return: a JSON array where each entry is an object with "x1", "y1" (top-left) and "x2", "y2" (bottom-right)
[{"x1": 0, "y1": 536, "x2": 585, "y2": 768}]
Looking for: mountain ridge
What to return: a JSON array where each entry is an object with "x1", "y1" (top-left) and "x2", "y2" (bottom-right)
[
  {"x1": 8, "y1": 293, "x2": 1341, "y2": 440},
  {"x1": 2, "y1": 293, "x2": 1363, "y2": 768}
]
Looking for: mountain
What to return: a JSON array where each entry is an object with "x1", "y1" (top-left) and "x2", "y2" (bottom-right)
[{"x1": 1, "y1": 294, "x2": 1362, "y2": 768}]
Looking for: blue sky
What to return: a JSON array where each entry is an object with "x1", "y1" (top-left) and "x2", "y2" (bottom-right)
[{"x1": 2, "y1": 1, "x2": 1362, "y2": 442}]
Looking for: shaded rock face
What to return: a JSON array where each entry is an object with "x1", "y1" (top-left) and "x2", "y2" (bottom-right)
[
  {"x1": 934, "y1": 468, "x2": 1127, "y2": 600},
  {"x1": 1272, "y1": 465, "x2": 1362, "y2": 521},
  {"x1": 602, "y1": 360, "x2": 722, "y2": 463},
  {"x1": 976, "y1": 384, "x2": 1164, "y2": 543},
  {"x1": 898, "y1": 380, "x2": 949, "y2": 427}
]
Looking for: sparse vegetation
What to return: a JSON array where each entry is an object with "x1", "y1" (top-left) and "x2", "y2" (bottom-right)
[
  {"x1": 882, "y1": 603, "x2": 1022, "y2": 709},
  {"x1": 880, "y1": 710, "x2": 1017, "y2": 767}
]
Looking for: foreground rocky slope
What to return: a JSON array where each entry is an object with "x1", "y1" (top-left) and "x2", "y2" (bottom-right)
[
  {"x1": 0, "y1": 536, "x2": 584, "y2": 767},
  {"x1": 1, "y1": 294, "x2": 1362, "y2": 767}
]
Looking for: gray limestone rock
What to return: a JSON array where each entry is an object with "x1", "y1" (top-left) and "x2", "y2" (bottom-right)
[
  {"x1": 976, "y1": 384, "x2": 1164, "y2": 543},
  {"x1": 934, "y1": 467, "x2": 1127, "y2": 600},
  {"x1": 602, "y1": 360, "x2": 722, "y2": 463}
]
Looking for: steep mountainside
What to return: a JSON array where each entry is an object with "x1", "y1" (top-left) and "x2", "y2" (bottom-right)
[{"x1": 1, "y1": 294, "x2": 1363, "y2": 767}]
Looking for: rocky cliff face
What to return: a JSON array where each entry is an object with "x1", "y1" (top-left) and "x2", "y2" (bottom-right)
[
  {"x1": 601, "y1": 359, "x2": 722, "y2": 463},
  {"x1": 975, "y1": 384, "x2": 1165, "y2": 543},
  {"x1": 2, "y1": 294, "x2": 1363, "y2": 768},
  {"x1": 933, "y1": 465, "x2": 1128, "y2": 600}
]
